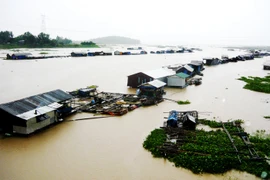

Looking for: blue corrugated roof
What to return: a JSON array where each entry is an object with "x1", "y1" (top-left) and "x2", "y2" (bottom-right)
[{"x1": 0, "y1": 89, "x2": 73, "y2": 116}]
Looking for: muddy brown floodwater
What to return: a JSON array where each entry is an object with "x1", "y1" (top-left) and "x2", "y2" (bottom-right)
[{"x1": 0, "y1": 47, "x2": 269, "y2": 180}]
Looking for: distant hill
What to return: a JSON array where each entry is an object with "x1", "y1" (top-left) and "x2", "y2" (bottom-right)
[{"x1": 91, "y1": 36, "x2": 141, "y2": 45}]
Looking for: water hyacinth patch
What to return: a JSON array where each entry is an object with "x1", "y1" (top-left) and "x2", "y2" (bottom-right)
[{"x1": 143, "y1": 120, "x2": 270, "y2": 178}]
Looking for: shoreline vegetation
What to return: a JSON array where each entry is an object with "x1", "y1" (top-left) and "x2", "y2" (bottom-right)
[
  {"x1": 143, "y1": 120, "x2": 270, "y2": 178},
  {"x1": 238, "y1": 76, "x2": 270, "y2": 94},
  {"x1": 0, "y1": 31, "x2": 99, "y2": 49}
]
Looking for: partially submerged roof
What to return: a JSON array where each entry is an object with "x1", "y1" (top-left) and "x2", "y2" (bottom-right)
[
  {"x1": 0, "y1": 89, "x2": 73, "y2": 118},
  {"x1": 139, "y1": 79, "x2": 166, "y2": 88},
  {"x1": 143, "y1": 68, "x2": 175, "y2": 79}
]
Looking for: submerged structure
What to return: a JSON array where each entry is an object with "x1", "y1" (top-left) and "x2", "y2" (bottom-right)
[{"x1": 0, "y1": 90, "x2": 73, "y2": 135}]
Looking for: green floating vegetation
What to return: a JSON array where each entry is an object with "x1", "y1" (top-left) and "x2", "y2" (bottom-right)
[
  {"x1": 264, "y1": 116, "x2": 270, "y2": 119},
  {"x1": 143, "y1": 129, "x2": 166, "y2": 157},
  {"x1": 39, "y1": 52, "x2": 48, "y2": 54},
  {"x1": 177, "y1": 100, "x2": 191, "y2": 105},
  {"x1": 87, "y1": 85, "x2": 98, "y2": 89},
  {"x1": 238, "y1": 76, "x2": 270, "y2": 94},
  {"x1": 143, "y1": 120, "x2": 270, "y2": 178}
]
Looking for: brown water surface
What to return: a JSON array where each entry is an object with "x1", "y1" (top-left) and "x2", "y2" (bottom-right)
[{"x1": 0, "y1": 47, "x2": 269, "y2": 180}]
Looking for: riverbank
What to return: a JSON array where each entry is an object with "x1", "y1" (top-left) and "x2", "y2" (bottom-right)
[{"x1": 0, "y1": 44, "x2": 99, "y2": 49}]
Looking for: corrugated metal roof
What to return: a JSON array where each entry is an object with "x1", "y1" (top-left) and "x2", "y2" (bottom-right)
[
  {"x1": 0, "y1": 89, "x2": 73, "y2": 117},
  {"x1": 144, "y1": 68, "x2": 175, "y2": 79},
  {"x1": 139, "y1": 79, "x2": 166, "y2": 88},
  {"x1": 176, "y1": 72, "x2": 190, "y2": 78},
  {"x1": 177, "y1": 65, "x2": 194, "y2": 72},
  {"x1": 17, "y1": 102, "x2": 62, "y2": 120}
]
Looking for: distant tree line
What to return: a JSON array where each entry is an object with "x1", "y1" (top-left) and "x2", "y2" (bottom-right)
[
  {"x1": 0, "y1": 31, "x2": 73, "y2": 47},
  {"x1": 80, "y1": 41, "x2": 95, "y2": 46}
]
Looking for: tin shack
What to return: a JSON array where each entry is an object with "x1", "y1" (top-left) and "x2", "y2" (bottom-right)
[{"x1": 0, "y1": 89, "x2": 73, "y2": 135}]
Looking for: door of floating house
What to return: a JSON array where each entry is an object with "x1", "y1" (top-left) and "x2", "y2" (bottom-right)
[{"x1": 167, "y1": 73, "x2": 189, "y2": 88}]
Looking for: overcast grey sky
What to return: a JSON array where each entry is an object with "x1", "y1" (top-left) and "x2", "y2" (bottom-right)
[{"x1": 1, "y1": 0, "x2": 270, "y2": 46}]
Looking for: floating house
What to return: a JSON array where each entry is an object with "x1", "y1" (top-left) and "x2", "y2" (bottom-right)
[
  {"x1": 175, "y1": 64, "x2": 194, "y2": 76},
  {"x1": 176, "y1": 49, "x2": 184, "y2": 53},
  {"x1": 188, "y1": 61, "x2": 204, "y2": 74},
  {"x1": 114, "y1": 51, "x2": 121, "y2": 55},
  {"x1": 7, "y1": 53, "x2": 32, "y2": 60},
  {"x1": 0, "y1": 90, "x2": 73, "y2": 135},
  {"x1": 127, "y1": 68, "x2": 175, "y2": 88},
  {"x1": 140, "y1": 50, "x2": 147, "y2": 54},
  {"x1": 138, "y1": 80, "x2": 166, "y2": 97},
  {"x1": 71, "y1": 52, "x2": 87, "y2": 57},
  {"x1": 138, "y1": 80, "x2": 166, "y2": 105},
  {"x1": 167, "y1": 72, "x2": 190, "y2": 88},
  {"x1": 166, "y1": 110, "x2": 198, "y2": 130},
  {"x1": 203, "y1": 58, "x2": 221, "y2": 66},
  {"x1": 166, "y1": 49, "x2": 175, "y2": 54},
  {"x1": 263, "y1": 61, "x2": 270, "y2": 70}
]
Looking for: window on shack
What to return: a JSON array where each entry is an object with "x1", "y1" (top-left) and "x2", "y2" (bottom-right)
[{"x1": 36, "y1": 114, "x2": 50, "y2": 123}]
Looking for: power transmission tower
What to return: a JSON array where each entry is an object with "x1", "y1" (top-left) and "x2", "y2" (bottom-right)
[{"x1": 41, "y1": 14, "x2": 46, "y2": 33}]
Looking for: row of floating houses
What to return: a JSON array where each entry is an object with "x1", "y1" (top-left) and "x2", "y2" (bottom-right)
[
  {"x1": 1, "y1": 50, "x2": 270, "y2": 136},
  {"x1": 127, "y1": 60, "x2": 204, "y2": 89},
  {"x1": 5, "y1": 47, "x2": 197, "y2": 60}
]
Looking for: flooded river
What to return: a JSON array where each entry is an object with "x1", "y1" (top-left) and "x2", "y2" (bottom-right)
[{"x1": 0, "y1": 47, "x2": 269, "y2": 180}]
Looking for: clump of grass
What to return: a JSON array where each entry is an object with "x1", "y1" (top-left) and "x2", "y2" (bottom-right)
[
  {"x1": 177, "y1": 100, "x2": 191, "y2": 105},
  {"x1": 264, "y1": 116, "x2": 270, "y2": 119},
  {"x1": 238, "y1": 76, "x2": 270, "y2": 94},
  {"x1": 143, "y1": 120, "x2": 270, "y2": 178},
  {"x1": 39, "y1": 52, "x2": 49, "y2": 54}
]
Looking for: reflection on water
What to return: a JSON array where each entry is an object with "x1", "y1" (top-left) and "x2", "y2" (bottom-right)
[{"x1": 0, "y1": 47, "x2": 268, "y2": 180}]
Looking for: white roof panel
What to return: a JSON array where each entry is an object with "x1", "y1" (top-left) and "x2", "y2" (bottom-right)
[
  {"x1": 144, "y1": 68, "x2": 175, "y2": 79},
  {"x1": 16, "y1": 103, "x2": 62, "y2": 120},
  {"x1": 184, "y1": 64, "x2": 194, "y2": 72},
  {"x1": 139, "y1": 79, "x2": 166, "y2": 88}
]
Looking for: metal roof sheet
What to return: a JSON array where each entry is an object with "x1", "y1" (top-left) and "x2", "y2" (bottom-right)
[
  {"x1": 176, "y1": 72, "x2": 190, "y2": 78},
  {"x1": 16, "y1": 102, "x2": 62, "y2": 120},
  {"x1": 0, "y1": 89, "x2": 73, "y2": 117},
  {"x1": 139, "y1": 79, "x2": 166, "y2": 88},
  {"x1": 144, "y1": 68, "x2": 175, "y2": 79}
]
